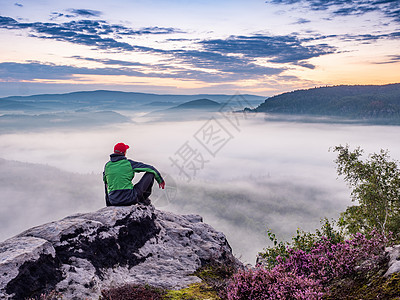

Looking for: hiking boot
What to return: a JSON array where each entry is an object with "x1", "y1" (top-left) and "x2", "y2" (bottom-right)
[{"x1": 140, "y1": 198, "x2": 151, "y2": 206}]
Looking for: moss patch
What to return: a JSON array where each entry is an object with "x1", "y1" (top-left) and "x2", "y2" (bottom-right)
[
  {"x1": 348, "y1": 272, "x2": 400, "y2": 300},
  {"x1": 164, "y1": 283, "x2": 220, "y2": 300},
  {"x1": 100, "y1": 283, "x2": 220, "y2": 300},
  {"x1": 193, "y1": 260, "x2": 238, "y2": 299},
  {"x1": 100, "y1": 284, "x2": 165, "y2": 300},
  {"x1": 100, "y1": 261, "x2": 239, "y2": 300},
  {"x1": 325, "y1": 254, "x2": 400, "y2": 300}
]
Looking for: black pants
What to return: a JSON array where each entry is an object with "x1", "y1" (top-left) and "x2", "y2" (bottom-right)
[
  {"x1": 105, "y1": 172, "x2": 155, "y2": 206},
  {"x1": 133, "y1": 172, "x2": 155, "y2": 203}
]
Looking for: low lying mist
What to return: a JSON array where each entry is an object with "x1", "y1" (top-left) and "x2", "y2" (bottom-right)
[
  {"x1": 153, "y1": 176, "x2": 347, "y2": 264},
  {"x1": 1, "y1": 113, "x2": 400, "y2": 264},
  {"x1": 0, "y1": 157, "x2": 345, "y2": 264},
  {"x1": 0, "y1": 158, "x2": 103, "y2": 241}
]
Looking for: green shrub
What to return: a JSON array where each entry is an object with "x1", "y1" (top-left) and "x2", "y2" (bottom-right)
[
  {"x1": 259, "y1": 218, "x2": 345, "y2": 268},
  {"x1": 333, "y1": 145, "x2": 400, "y2": 240}
]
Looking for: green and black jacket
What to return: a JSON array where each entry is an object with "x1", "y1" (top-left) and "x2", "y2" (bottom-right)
[{"x1": 103, "y1": 153, "x2": 163, "y2": 205}]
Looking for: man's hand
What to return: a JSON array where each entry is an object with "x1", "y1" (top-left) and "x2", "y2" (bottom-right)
[{"x1": 159, "y1": 181, "x2": 165, "y2": 189}]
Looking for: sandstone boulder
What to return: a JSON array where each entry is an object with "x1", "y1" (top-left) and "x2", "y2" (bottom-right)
[{"x1": 0, "y1": 205, "x2": 239, "y2": 299}]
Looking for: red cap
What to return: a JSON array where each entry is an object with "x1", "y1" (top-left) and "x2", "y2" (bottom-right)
[{"x1": 114, "y1": 142, "x2": 130, "y2": 154}]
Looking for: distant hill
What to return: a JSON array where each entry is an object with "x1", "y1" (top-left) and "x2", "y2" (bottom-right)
[
  {"x1": 170, "y1": 98, "x2": 221, "y2": 110},
  {"x1": 254, "y1": 84, "x2": 400, "y2": 124},
  {"x1": 0, "y1": 99, "x2": 37, "y2": 111},
  {"x1": 143, "y1": 99, "x2": 222, "y2": 122},
  {"x1": 0, "y1": 110, "x2": 130, "y2": 132},
  {"x1": 140, "y1": 101, "x2": 177, "y2": 107},
  {"x1": 0, "y1": 90, "x2": 265, "y2": 112}
]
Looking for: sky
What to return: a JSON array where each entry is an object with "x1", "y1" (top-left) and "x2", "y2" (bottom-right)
[{"x1": 0, "y1": 0, "x2": 400, "y2": 97}]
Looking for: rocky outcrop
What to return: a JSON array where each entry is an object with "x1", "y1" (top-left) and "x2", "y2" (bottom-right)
[
  {"x1": 0, "y1": 205, "x2": 240, "y2": 299},
  {"x1": 384, "y1": 245, "x2": 400, "y2": 277}
]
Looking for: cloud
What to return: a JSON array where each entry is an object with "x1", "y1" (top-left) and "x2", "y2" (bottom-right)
[
  {"x1": 0, "y1": 61, "x2": 143, "y2": 80},
  {"x1": 0, "y1": 60, "x2": 218, "y2": 83},
  {"x1": 373, "y1": 54, "x2": 400, "y2": 64},
  {"x1": 71, "y1": 56, "x2": 147, "y2": 67},
  {"x1": 266, "y1": 0, "x2": 400, "y2": 23},
  {"x1": 79, "y1": 34, "x2": 331, "y2": 79},
  {"x1": 0, "y1": 60, "x2": 269, "y2": 83},
  {"x1": 198, "y1": 35, "x2": 336, "y2": 65},
  {"x1": 127, "y1": 34, "x2": 328, "y2": 78},
  {"x1": 50, "y1": 12, "x2": 69, "y2": 20},
  {"x1": 50, "y1": 9, "x2": 103, "y2": 20},
  {"x1": 67, "y1": 9, "x2": 102, "y2": 18},
  {"x1": 295, "y1": 18, "x2": 311, "y2": 24},
  {"x1": 0, "y1": 16, "x2": 180, "y2": 52},
  {"x1": 0, "y1": 15, "x2": 336, "y2": 64},
  {"x1": 334, "y1": 31, "x2": 400, "y2": 43},
  {"x1": 0, "y1": 16, "x2": 337, "y2": 83},
  {"x1": 294, "y1": 61, "x2": 316, "y2": 69},
  {"x1": 169, "y1": 49, "x2": 285, "y2": 77}
]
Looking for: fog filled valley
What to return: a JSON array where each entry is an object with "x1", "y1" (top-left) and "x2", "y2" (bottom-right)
[
  {"x1": 2, "y1": 0, "x2": 400, "y2": 295},
  {"x1": 2, "y1": 102, "x2": 400, "y2": 265}
]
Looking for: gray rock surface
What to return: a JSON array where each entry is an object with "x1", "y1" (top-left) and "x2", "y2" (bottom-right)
[
  {"x1": 0, "y1": 205, "x2": 239, "y2": 299},
  {"x1": 384, "y1": 245, "x2": 400, "y2": 276}
]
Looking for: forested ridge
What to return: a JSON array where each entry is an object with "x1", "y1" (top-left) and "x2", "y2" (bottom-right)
[{"x1": 255, "y1": 84, "x2": 400, "y2": 123}]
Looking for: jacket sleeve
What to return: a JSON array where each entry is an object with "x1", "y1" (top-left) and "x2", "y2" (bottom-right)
[
  {"x1": 103, "y1": 163, "x2": 108, "y2": 184},
  {"x1": 129, "y1": 160, "x2": 164, "y2": 184}
]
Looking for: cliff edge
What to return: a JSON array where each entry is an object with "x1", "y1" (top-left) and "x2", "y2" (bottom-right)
[{"x1": 0, "y1": 205, "x2": 240, "y2": 299}]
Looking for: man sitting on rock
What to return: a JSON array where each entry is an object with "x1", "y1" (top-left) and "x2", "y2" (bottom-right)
[{"x1": 103, "y1": 142, "x2": 165, "y2": 206}]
